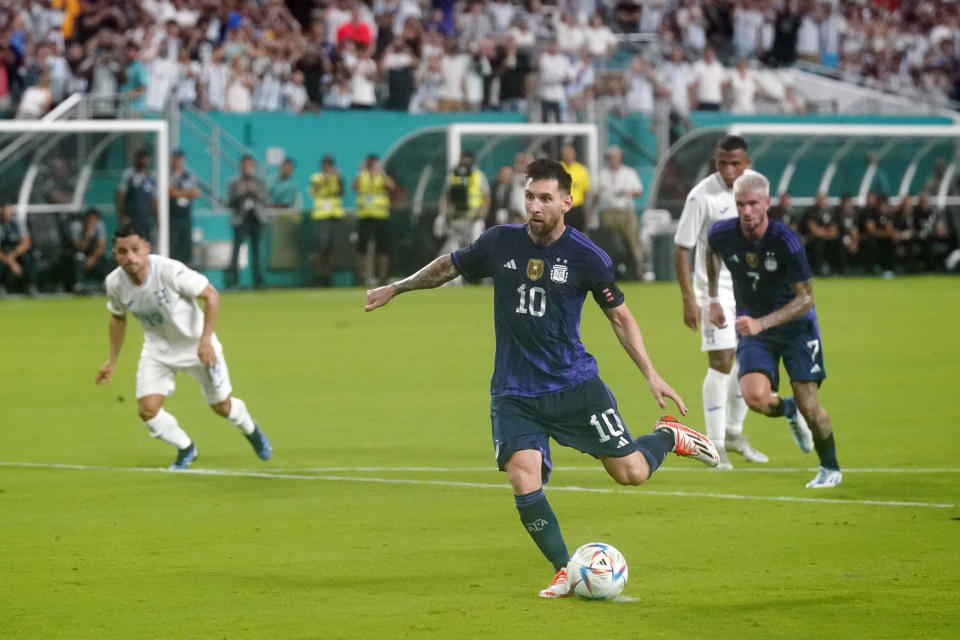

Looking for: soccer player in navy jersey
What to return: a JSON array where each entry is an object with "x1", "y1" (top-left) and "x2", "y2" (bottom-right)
[
  {"x1": 365, "y1": 159, "x2": 719, "y2": 598},
  {"x1": 705, "y1": 173, "x2": 842, "y2": 489}
]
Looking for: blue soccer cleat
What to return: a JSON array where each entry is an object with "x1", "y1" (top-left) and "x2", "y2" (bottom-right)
[
  {"x1": 245, "y1": 424, "x2": 273, "y2": 460},
  {"x1": 168, "y1": 442, "x2": 198, "y2": 471}
]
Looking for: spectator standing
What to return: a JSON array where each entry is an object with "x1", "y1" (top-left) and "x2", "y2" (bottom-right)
[
  {"x1": 818, "y1": 2, "x2": 844, "y2": 67},
  {"x1": 487, "y1": 0, "x2": 517, "y2": 35},
  {"x1": 224, "y1": 55, "x2": 254, "y2": 113},
  {"x1": 795, "y1": 6, "x2": 820, "y2": 63},
  {"x1": 119, "y1": 41, "x2": 148, "y2": 107},
  {"x1": 381, "y1": 40, "x2": 417, "y2": 111},
  {"x1": 583, "y1": 13, "x2": 619, "y2": 60},
  {"x1": 624, "y1": 55, "x2": 662, "y2": 114},
  {"x1": 269, "y1": 159, "x2": 300, "y2": 209},
  {"x1": 353, "y1": 154, "x2": 396, "y2": 286},
  {"x1": 594, "y1": 146, "x2": 643, "y2": 280},
  {"x1": 348, "y1": 44, "x2": 378, "y2": 109},
  {"x1": 661, "y1": 46, "x2": 694, "y2": 116},
  {"x1": 690, "y1": 47, "x2": 725, "y2": 110},
  {"x1": 538, "y1": 40, "x2": 571, "y2": 123},
  {"x1": 554, "y1": 12, "x2": 586, "y2": 57},
  {"x1": 226, "y1": 155, "x2": 268, "y2": 289},
  {"x1": 116, "y1": 149, "x2": 158, "y2": 244},
  {"x1": 559, "y1": 145, "x2": 590, "y2": 232},
  {"x1": 169, "y1": 149, "x2": 199, "y2": 266},
  {"x1": 144, "y1": 42, "x2": 178, "y2": 112},
  {"x1": 309, "y1": 155, "x2": 345, "y2": 285},
  {"x1": 734, "y1": 0, "x2": 765, "y2": 60},
  {"x1": 726, "y1": 58, "x2": 763, "y2": 114},
  {"x1": 491, "y1": 37, "x2": 531, "y2": 113},
  {"x1": 0, "y1": 203, "x2": 37, "y2": 296},
  {"x1": 436, "y1": 37, "x2": 468, "y2": 112},
  {"x1": 281, "y1": 70, "x2": 309, "y2": 113},
  {"x1": 458, "y1": 0, "x2": 493, "y2": 51}
]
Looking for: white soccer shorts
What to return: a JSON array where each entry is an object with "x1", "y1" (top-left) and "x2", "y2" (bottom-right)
[
  {"x1": 135, "y1": 345, "x2": 233, "y2": 404},
  {"x1": 699, "y1": 296, "x2": 738, "y2": 352}
]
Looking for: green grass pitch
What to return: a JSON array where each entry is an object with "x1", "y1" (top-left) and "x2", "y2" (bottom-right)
[{"x1": 1, "y1": 276, "x2": 958, "y2": 639}]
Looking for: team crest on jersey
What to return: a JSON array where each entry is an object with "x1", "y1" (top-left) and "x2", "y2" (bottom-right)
[
  {"x1": 550, "y1": 263, "x2": 568, "y2": 283},
  {"x1": 526, "y1": 259, "x2": 544, "y2": 281},
  {"x1": 745, "y1": 252, "x2": 759, "y2": 268},
  {"x1": 764, "y1": 251, "x2": 778, "y2": 271}
]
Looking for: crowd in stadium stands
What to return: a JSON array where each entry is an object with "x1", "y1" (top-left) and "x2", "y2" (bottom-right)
[{"x1": 0, "y1": 0, "x2": 957, "y2": 119}]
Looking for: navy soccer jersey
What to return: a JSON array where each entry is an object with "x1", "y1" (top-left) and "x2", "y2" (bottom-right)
[
  {"x1": 707, "y1": 218, "x2": 816, "y2": 325},
  {"x1": 451, "y1": 224, "x2": 624, "y2": 397}
]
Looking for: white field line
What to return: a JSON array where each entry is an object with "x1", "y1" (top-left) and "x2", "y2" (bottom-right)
[
  {"x1": 242, "y1": 466, "x2": 960, "y2": 474},
  {"x1": 1, "y1": 461, "x2": 955, "y2": 509}
]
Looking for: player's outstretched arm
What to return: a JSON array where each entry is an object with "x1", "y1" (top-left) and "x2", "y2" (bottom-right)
[
  {"x1": 96, "y1": 313, "x2": 127, "y2": 385},
  {"x1": 604, "y1": 303, "x2": 688, "y2": 415},
  {"x1": 736, "y1": 279, "x2": 814, "y2": 336},
  {"x1": 365, "y1": 254, "x2": 460, "y2": 311}
]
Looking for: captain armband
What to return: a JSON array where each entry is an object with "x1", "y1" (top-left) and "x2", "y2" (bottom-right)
[{"x1": 592, "y1": 282, "x2": 625, "y2": 309}]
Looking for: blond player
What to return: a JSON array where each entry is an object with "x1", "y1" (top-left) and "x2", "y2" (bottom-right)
[
  {"x1": 95, "y1": 224, "x2": 272, "y2": 470},
  {"x1": 673, "y1": 136, "x2": 809, "y2": 468}
]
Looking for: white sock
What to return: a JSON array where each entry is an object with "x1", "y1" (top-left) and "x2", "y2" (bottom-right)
[
  {"x1": 144, "y1": 409, "x2": 192, "y2": 449},
  {"x1": 702, "y1": 367, "x2": 729, "y2": 450},
  {"x1": 227, "y1": 396, "x2": 256, "y2": 435},
  {"x1": 725, "y1": 360, "x2": 749, "y2": 438}
]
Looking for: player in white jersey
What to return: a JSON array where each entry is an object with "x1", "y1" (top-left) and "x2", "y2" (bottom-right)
[
  {"x1": 95, "y1": 224, "x2": 272, "y2": 470},
  {"x1": 673, "y1": 136, "x2": 771, "y2": 469}
]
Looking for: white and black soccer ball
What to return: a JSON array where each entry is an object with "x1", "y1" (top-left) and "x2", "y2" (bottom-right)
[{"x1": 566, "y1": 542, "x2": 628, "y2": 600}]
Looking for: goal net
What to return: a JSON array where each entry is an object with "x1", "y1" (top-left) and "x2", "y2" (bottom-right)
[{"x1": 0, "y1": 119, "x2": 170, "y2": 256}]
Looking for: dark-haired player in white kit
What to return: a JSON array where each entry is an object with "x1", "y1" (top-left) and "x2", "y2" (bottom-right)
[
  {"x1": 365, "y1": 160, "x2": 719, "y2": 598},
  {"x1": 96, "y1": 224, "x2": 272, "y2": 470}
]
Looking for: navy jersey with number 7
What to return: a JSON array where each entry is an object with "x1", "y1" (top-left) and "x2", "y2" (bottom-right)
[
  {"x1": 706, "y1": 218, "x2": 817, "y2": 325},
  {"x1": 452, "y1": 224, "x2": 624, "y2": 398}
]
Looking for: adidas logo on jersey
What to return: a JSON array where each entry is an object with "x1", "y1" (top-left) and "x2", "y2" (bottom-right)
[
  {"x1": 616, "y1": 436, "x2": 630, "y2": 449},
  {"x1": 504, "y1": 259, "x2": 517, "y2": 270}
]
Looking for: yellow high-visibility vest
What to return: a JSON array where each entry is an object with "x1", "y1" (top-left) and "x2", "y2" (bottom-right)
[
  {"x1": 561, "y1": 161, "x2": 590, "y2": 208},
  {"x1": 355, "y1": 171, "x2": 390, "y2": 219},
  {"x1": 310, "y1": 172, "x2": 344, "y2": 220},
  {"x1": 449, "y1": 169, "x2": 484, "y2": 212}
]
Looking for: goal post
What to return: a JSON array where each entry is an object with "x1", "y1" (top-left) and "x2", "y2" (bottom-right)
[
  {"x1": 0, "y1": 119, "x2": 170, "y2": 256},
  {"x1": 446, "y1": 122, "x2": 600, "y2": 179}
]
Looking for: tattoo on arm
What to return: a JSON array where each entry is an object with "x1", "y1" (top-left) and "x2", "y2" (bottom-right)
[
  {"x1": 760, "y1": 279, "x2": 814, "y2": 330},
  {"x1": 390, "y1": 254, "x2": 460, "y2": 294}
]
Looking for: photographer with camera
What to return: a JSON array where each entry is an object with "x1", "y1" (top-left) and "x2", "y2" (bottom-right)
[
  {"x1": 435, "y1": 151, "x2": 490, "y2": 260},
  {"x1": 353, "y1": 154, "x2": 396, "y2": 286}
]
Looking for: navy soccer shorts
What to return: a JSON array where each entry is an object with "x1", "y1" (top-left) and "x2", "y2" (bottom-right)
[
  {"x1": 490, "y1": 376, "x2": 640, "y2": 484},
  {"x1": 737, "y1": 317, "x2": 826, "y2": 391}
]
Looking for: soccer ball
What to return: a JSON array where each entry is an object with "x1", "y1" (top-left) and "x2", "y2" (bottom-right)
[{"x1": 566, "y1": 542, "x2": 628, "y2": 600}]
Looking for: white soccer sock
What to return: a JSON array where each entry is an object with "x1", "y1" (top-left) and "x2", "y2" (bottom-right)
[
  {"x1": 725, "y1": 360, "x2": 749, "y2": 438},
  {"x1": 227, "y1": 396, "x2": 256, "y2": 435},
  {"x1": 702, "y1": 367, "x2": 729, "y2": 450},
  {"x1": 144, "y1": 409, "x2": 192, "y2": 449}
]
